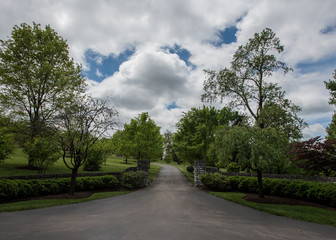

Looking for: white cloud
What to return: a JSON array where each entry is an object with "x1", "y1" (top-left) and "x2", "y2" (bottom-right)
[
  {"x1": 1, "y1": 0, "x2": 336, "y2": 137},
  {"x1": 302, "y1": 123, "x2": 326, "y2": 139}
]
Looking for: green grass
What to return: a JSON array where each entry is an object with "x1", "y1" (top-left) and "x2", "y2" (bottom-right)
[
  {"x1": 211, "y1": 192, "x2": 336, "y2": 227},
  {"x1": 148, "y1": 164, "x2": 161, "y2": 183},
  {"x1": 0, "y1": 149, "x2": 138, "y2": 176},
  {"x1": 0, "y1": 191, "x2": 130, "y2": 213}
]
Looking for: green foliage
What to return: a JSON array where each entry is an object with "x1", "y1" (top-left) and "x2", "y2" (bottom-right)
[
  {"x1": 83, "y1": 145, "x2": 105, "y2": 171},
  {"x1": 225, "y1": 176, "x2": 336, "y2": 207},
  {"x1": 214, "y1": 126, "x2": 290, "y2": 174},
  {"x1": 326, "y1": 111, "x2": 336, "y2": 140},
  {"x1": 0, "y1": 23, "x2": 86, "y2": 167},
  {"x1": 23, "y1": 136, "x2": 60, "y2": 173},
  {"x1": 186, "y1": 165, "x2": 194, "y2": 173},
  {"x1": 123, "y1": 112, "x2": 164, "y2": 161},
  {"x1": 0, "y1": 128, "x2": 14, "y2": 163},
  {"x1": 202, "y1": 28, "x2": 304, "y2": 140},
  {"x1": 121, "y1": 171, "x2": 146, "y2": 189},
  {"x1": 174, "y1": 106, "x2": 241, "y2": 164},
  {"x1": 324, "y1": 69, "x2": 336, "y2": 106},
  {"x1": 226, "y1": 162, "x2": 241, "y2": 172},
  {"x1": 200, "y1": 173, "x2": 230, "y2": 191},
  {"x1": 0, "y1": 175, "x2": 118, "y2": 202}
]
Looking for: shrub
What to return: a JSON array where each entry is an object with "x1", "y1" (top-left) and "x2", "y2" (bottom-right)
[
  {"x1": 83, "y1": 147, "x2": 104, "y2": 171},
  {"x1": 121, "y1": 171, "x2": 146, "y2": 189},
  {"x1": 224, "y1": 176, "x2": 336, "y2": 207},
  {"x1": 186, "y1": 165, "x2": 194, "y2": 173},
  {"x1": 226, "y1": 162, "x2": 241, "y2": 172},
  {"x1": 200, "y1": 173, "x2": 230, "y2": 191},
  {"x1": 0, "y1": 175, "x2": 119, "y2": 202}
]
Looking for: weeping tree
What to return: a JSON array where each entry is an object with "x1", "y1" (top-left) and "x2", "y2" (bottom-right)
[
  {"x1": 56, "y1": 96, "x2": 118, "y2": 194},
  {"x1": 202, "y1": 28, "x2": 305, "y2": 197}
]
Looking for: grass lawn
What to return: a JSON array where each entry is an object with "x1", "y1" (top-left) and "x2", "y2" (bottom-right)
[
  {"x1": 0, "y1": 191, "x2": 130, "y2": 213},
  {"x1": 0, "y1": 149, "x2": 139, "y2": 176},
  {"x1": 211, "y1": 192, "x2": 336, "y2": 227}
]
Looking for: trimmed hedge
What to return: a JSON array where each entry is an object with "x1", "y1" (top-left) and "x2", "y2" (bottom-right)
[
  {"x1": 121, "y1": 171, "x2": 146, "y2": 189},
  {"x1": 201, "y1": 173, "x2": 336, "y2": 207},
  {"x1": 200, "y1": 173, "x2": 230, "y2": 191},
  {"x1": 0, "y1": 175, "x2": 118, "y2": 202}
]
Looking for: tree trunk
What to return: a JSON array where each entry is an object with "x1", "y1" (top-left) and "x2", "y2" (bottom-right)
[
  {"x1": 69, "y1": 168, "x2": 78, "y2": 195},
  {"x1": 28, "y1": 153, "x2": 35, "y2": 167},
  {"x1": 125, "y1": 157, "x2": 128, "y2": 164},
  {"x1": 257, "y1": 169, "x2": 264, "y2": 198}
]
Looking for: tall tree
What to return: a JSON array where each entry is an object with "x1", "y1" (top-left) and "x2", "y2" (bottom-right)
[
  {"x1": 174, "y1": 106, "x2": 242, "y2": 165},
  {"x1": 163, "y1": 130, "x2": 181, "y2": 164},
  {"x1": 124, "y1": 112, "x2": 163, "y2": 161},
  {"x1": 325, "y1": 69, "x2": 336, "y2": 139},
  {"x1": 202, "y1": 28, "x2": 303, "y2": 134},
  {"x1": 215, "y1": 126, "x2": 289, "y2": 197},
  {"x1": 0, "y1": 23, "x2": 86, "y2": 167},
  {"x1": 112, "y1": 129, "x2": 133, "y2": 164},
  {"x1": 202, "y1": 28, "x2": 305, "y2": 197},
  {"x1": 56, "y1": 96, "x2": 118, "y2": 194}
]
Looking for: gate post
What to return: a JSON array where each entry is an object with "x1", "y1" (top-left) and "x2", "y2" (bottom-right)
[
  {"x1": 137, "y1": 160, "x2": 150, "y2": 186},
  {"x1": 194, "y1": 159, "x2": 206, "y2": 187}
]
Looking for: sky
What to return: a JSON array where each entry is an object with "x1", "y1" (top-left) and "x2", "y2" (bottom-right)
[{"x1": 1, "y1": 0, "x2": 336, "y2": 139}]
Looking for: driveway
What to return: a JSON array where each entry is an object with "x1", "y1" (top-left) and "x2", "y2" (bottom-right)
[{"x1": 0, "y1": 164, "x2": 335, "y2": 240}]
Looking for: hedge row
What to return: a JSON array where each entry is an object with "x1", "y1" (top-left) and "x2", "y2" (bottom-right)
[
  {"x1": 0, "y1": 175, "x2": 118, "y2": 202},
  {"x1": 121, "y1": 171, "x2": 146, "y2": 189},
  {"x1": 200, "y1": 173, "x2": 336, "y2": 207}
]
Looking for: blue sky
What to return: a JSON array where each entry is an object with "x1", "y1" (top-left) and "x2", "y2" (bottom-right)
[{"x1": 2, "y1": 0, "x2": 336, "y2": 138}]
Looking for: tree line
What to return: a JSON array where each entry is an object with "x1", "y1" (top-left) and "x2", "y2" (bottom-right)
[{"x1": 1, "y1": 23, "x2": 336, "y2": 197}]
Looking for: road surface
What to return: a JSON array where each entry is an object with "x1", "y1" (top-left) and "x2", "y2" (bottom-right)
[{"x1": 0, "y1": 164, "x2": 335, "y2": 240}]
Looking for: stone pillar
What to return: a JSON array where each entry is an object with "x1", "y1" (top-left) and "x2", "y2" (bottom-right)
[
  {"x1": 137, "y1": 160, "x2": 150, "y2": 186},
  {"x1": 194, "y1": 159, "x2": 206, "y2": 187}
]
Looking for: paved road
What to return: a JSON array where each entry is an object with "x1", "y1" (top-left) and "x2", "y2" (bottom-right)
[{"x1": 0, "y1": 164, "x2": 336, "y2": 240}]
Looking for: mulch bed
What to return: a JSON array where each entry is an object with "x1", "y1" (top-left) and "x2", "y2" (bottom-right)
[{"x1": 243, "y1": 193, "x2": 336, "y2": 211}]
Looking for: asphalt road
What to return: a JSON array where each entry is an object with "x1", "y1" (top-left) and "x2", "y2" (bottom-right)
[{"x1": 0, "y1": 164, "x2": 335, "y2": 240}]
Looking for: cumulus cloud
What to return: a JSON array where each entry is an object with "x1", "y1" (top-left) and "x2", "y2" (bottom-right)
[
  {"x1": 1, "y1": 0, "x2": 336, "y2": 137},
  {"x1": 302, "y1": 123, "x2": 326, "y2": 139}
]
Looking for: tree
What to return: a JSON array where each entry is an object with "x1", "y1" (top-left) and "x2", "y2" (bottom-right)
[
  {"x1": 0, "y1": 114, "x2": 15, "y2": 162},
  {"x1": 56, "y1": 96, "x2": 118, "y2": 194},
  {"x1": 124, "y1": 112, "x2": 163, "y2": 161},
  {"x1": 324, "y1": 69, "x2": 336, "y2": 105},
  {"x1": 215, "y1": 126, "x2": 289, "y2": 197},
  {"x1": 202, "y1": 28, "x2": 305, "y2": 197},
  {"x1": 325, "y1": 69, "x2": 336, "y2": 139},
  {"x1": 112, "y1": 129, "x2": 133, "y2": 164},
  {"x1": 0, "y1": 23, "x2": 86, "y2": 167},
  {"x1": 163, "y1": 130, "x2": 181, "y2": 164},
  {"x1": 202, "y1": 28, "x2": 304, "y2": 136},
  {"x1": 174, "y1": 106, "x2": 242, "y2": 165},
  {"x1": 289, "y1": 137, "x2": 336, "y2": 176}
]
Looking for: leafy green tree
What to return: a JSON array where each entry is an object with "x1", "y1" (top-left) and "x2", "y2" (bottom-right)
[
  {"x1": 0, "y1": 114, "x2": 15, "y2": 162},
  {"x1": 163, "y1": 130, "x2": 181, "y2": 164},
  {"x1": 124, "y1": 112, "x2": 163, "y2": 161},
  {"x1": 325, "y1": 69, "x2": 336, "y2": 139},
  {"x1": 202, "y1": 28, "x2": 305, "y2": 197},
  {"x1": 23, "y1": 135, "x2": 60, "y2": 174},
  {"x1": 325, "y1": 69, "x2": 336, "y2": 105},
  {"x1": 215, "y1": 126, "x2": 289, "y2": 197},
  {"x1": 83, "y1": 143, "x2": 105, "y2": 171},
  {"x1": 326, "y1": 112, "x2": 336, "y2": 140},
  {"x1": 57, "y1": 96, "x2": 118, "y2": 194},
  {"x1": 174, "y1": 106, "x2": 242, "y2": 165},
  {"x1": 0, "y1": 23, "x2": 86, "y2": 167},
  {"x1": 202, "y1": 28, "x2": 304, "y2": 139},
  {"x1": 112, "y1": 129, "x2": 133, "y2": 164}
]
